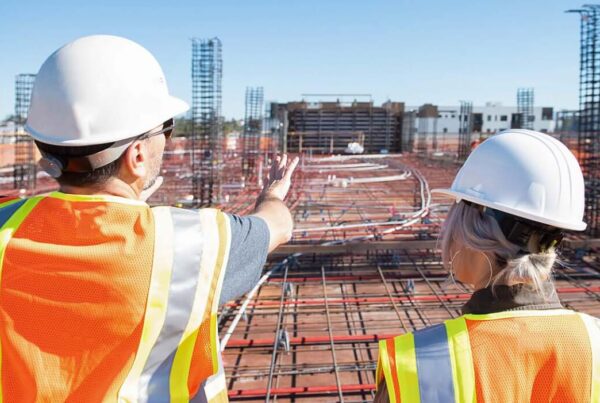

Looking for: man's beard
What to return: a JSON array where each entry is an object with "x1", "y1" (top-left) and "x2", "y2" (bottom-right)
[{"x1": 143, "y1": 153, "x2": 163, "y2": 190}]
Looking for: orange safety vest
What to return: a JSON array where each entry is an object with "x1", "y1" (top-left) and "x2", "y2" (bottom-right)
[
  {"x1": 0, "y1": 192, "x2": 232, "y2": 402},
  {"x1": 377, "y1": 309, "x2": 600, "y2": 403}
]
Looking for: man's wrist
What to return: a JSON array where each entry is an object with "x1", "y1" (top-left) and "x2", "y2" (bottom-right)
[{"x1": 256, "y1": 191, "x2": 283, "y2": 208}]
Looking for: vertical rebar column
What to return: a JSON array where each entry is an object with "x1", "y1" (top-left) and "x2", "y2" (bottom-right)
[
  {"x1": 458, "y1": 100, "x2": 473, "y2": 161},
  {"x1": 14, "y1": 73, "x2": 37, "y2": 191},
  {"x1": 517, "y1": 88, "x2": 534, "y2": 130},
  {"x1": 191, "y1": 37, "x2": 223, "y2": 206},
  {"x1": 568, "y1": 6, "x2": 600, "y2": 236},
  {"x1": 242, "y1": 86, "x2": 264, "y2": 178}
]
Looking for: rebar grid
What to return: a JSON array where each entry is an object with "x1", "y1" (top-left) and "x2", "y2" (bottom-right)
[{"x1": 220, "y1": 249, "x2": 600, "y2": 402}]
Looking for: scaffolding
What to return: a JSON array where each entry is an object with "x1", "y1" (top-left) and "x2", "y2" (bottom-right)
[
  {"x1": 457, "y1": 101, "x2": 473, "y2": 161},
  {"x1": 191, "y1": 37, "x2": 223, "y2": 206},
  {"x1": 516, "y1": 88, "x2": 534, "y2": 130},
  {"x1": 243, "y1": 87, "x2": 264, "y2": 178},
  {"x1": 568, "y1": 5, "x2": 600, "y2": 236},
  {"x1": 13, "y1": 74, "x2": 37, "y2": 191}
]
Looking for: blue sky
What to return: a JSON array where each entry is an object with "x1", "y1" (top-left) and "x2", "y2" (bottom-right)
[{"x1": 0, "y1": 0, "x2": 584, "y2": 120}]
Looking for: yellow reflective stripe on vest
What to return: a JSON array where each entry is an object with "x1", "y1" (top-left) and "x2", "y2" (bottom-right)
[
  {"x1": 0, "y1": 197, "x2": 43, "y2": 403},
  {"x1": 378, "y1": 339, "x2": 399, "y2": 403},
  {"x1": 375, "y1": 341, "x2": 385, "y2": 389},
  {"x1": 170, "y1": 209, "x2": 231, "y2": 401},
  {"x1": 462, "y1": 308, "x2": 575, "y2": 321},
  {"x1": 118, "y1": 207, "x2": 175, "y2": 402},
  {"x1": 396, "y1": 332, "x2": 420, "y2": 403},
  {"x1": 211, "y1": 211, "x2": 231, "y2": 371},
  {"x1": 579, "y1": 313, "x2": 600, "y2": 402},
  {"x1": 445, "y1": 317, "x2": 476, "y2": 403},
  {"x1": 48, "y1": 191, "x2": 148, "y2": 206},
  {"x1": 191, "y1": 211, "x2": 231, "y2": 403}
]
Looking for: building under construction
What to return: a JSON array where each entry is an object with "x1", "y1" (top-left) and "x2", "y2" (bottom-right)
[
  {"x1": 273, "y1": 97, "x2": 404, "y2": 154},
  {"x1": 0, "y1": 12, "x2": 599, "y2": 402}
]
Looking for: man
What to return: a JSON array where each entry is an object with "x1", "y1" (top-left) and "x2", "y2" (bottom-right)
[{"x1": 0, "y1": 35, "x2": 298, "y2": 402}]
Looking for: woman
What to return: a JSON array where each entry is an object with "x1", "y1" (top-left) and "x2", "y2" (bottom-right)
[{"x1": 375, "y1": 129, "x2": 600, "y2": 403}]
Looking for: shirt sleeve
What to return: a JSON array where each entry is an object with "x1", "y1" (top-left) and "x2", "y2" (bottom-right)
[{"x1": 218, "y1": 214, "x2": 270, "y2": 306}]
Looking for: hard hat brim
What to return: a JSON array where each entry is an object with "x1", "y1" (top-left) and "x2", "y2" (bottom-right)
[
  {"x1": 26, "y1": 95, "x2": 189, "y2": 147},
  {"x1": 431, "y1": 188, "x2": 588, "y2": 232}
]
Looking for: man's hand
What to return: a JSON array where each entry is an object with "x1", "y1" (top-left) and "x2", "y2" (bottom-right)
[
  {"x1": 253, "y1": 154, "x2": 299, "y2": 252},
  {"x1": 258, "y1": 154, "x2": 299, "y2": 204}
]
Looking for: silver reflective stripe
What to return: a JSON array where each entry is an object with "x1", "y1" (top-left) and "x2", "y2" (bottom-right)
[
  {"x1": 191, "y1": 367, "x2": 227, "y2": 403},
  {"x1": 414, "y1": 323, "x2": 456, "y2": 402},
  {"x1": 0, "y1": 199, "x2": 26, "y2": 228},
  {"x1": 139, "y1": 208, "x2": 204, "y2": 402}
]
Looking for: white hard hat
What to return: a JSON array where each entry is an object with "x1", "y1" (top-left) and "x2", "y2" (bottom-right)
[
  {"x1": 432, "y1": 129, "x2": 586, "y2": 231},
  {"x1": 26, "y1": 35, "x2": 189, "y2": 146}
]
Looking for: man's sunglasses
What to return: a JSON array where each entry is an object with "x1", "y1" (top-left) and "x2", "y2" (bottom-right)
[{"x1": 138, "y1": 118, "x2": 175, "y2": 140}]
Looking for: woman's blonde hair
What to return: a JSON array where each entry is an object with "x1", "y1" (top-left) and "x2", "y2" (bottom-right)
[{"x1": 440, "y1": 201, "x2": 557, "y2": 293}]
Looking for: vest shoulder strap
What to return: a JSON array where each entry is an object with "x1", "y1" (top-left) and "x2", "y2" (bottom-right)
[
  {"x1": 0, "y1": 198, "x2": 28, "y2": 229},
  {"x1": 118, "y1": 206, "x2": 232, "y2": 403},
  {"x1": 378, "y1": 316, "x2": 477, "y2": 403},
  {"x1": 0, "y1": 197, "x2": 44, "y2": 275}
]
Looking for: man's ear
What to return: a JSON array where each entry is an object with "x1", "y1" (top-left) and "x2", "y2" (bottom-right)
[{"x1": 122, "y1": 140, "x2": 148, "y2": 181}]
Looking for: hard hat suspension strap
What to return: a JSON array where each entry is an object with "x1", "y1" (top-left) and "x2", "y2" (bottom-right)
[
  {"x1": 38, "y1": 137, "x2": 135, "y2": 177},
  {"x1": 463, "y1": 201, "x2": 564, "y2": 254}
]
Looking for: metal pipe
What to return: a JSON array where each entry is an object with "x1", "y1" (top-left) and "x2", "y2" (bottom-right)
[
  {"x1": 226, "y1": 333, "x2": 399, "y2": 348},
  {"x1": 321, "y1": 265, "x2": 345, "y2": 402},
  {"x1": 228, "y1": 383, "x2": 377, "y2": 398}
]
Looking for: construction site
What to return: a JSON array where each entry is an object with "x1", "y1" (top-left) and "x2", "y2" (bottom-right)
[{"x1": 1, "y1": 6, "x2": 600, "y2": 403}]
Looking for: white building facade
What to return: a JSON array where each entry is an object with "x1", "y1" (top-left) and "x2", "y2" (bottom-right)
[{"x1": 408, "y1": 102, "x2": 555, "y2": 134}]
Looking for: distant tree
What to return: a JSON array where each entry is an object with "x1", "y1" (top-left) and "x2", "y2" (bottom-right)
[
  {"x1": 173, "y1": 117, "x2": 242, "y2": 137},
  {"x1": 173, "y1": 117, "x2": 194, "y2": 137},
  {"x1": 223, "y1": 119, "x2": 242, "y2": 135}
]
